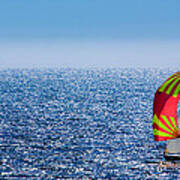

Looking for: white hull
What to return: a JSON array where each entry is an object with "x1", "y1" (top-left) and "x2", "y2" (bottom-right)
[{"x1": 164, "y1": 138, "x2": 180, "y2": 161}]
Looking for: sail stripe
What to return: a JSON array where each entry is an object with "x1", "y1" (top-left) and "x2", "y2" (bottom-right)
[
  {"x1": 153, "y1": 129, "x2": 174, "y2": 137},
  {"x1": 170, "y1": 79, "x2": 180, "y2": 97},
  {"x1": 159, "y1": 76, "x2": 178, "y2": 93},
  {"x1": 169, "y1": 117, "x2": 178, "y2": 131},
  {"x1": 161, "y1": 115, "x2": 176, "y2": 132},
  {"x1": 173, "y1": 83, "x2": 180, "y2": 97},
  {"x1": 153, "y1": 123, "x2": 175, "y2": 136},
  {"x1": 165, "y1": 116, "x2": 178, "y2": 132},
  {"x1": 152, "y1": 114, "x2": 157, "y2": 124},
  {"x1": 166, "y1": 78, "x2": 180, "y2": 95},
  {"x1": 153, "y1": 115, "x2": 174, "y2": 134}
]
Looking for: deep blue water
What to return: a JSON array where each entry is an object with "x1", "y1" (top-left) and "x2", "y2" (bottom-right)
[{"x1": 0, "y1": 68, "x2": 179, "y2": 179}]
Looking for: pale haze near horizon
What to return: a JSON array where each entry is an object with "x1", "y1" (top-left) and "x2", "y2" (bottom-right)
[{"x1": 0, "y1": 40, "x2": 180, "y2": 69}]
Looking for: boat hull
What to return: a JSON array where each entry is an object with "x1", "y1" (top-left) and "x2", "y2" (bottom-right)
[{"x1": 164, "y1": 138, "x2": 180, "y2": 161}]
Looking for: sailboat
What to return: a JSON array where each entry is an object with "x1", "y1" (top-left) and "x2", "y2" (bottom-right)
[{"x1": 153, "y1": 72, "x2": 180, "y2": 161}]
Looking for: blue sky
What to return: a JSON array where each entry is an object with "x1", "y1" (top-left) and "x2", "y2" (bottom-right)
[{"x1": 0, "y1": 0, "x2": 180, "y2": 68}]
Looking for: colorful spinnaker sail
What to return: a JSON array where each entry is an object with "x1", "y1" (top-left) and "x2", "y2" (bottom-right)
[{"x1": 153, "y1": 72, "x2": 180, "y2": 141}]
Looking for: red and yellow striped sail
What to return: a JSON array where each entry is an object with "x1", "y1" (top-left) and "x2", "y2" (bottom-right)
[{"x1": 153, "y1": 72, "x2": 180, "y2": 141}]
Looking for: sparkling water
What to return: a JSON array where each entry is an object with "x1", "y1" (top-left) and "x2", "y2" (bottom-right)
[{"x1": 0, "y1": 68, "x2": 179, "y2": 179}]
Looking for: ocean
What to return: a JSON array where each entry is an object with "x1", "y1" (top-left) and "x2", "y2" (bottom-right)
[{"x1": 0, "y1": 68, "x2": 179, "y2": 179}]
